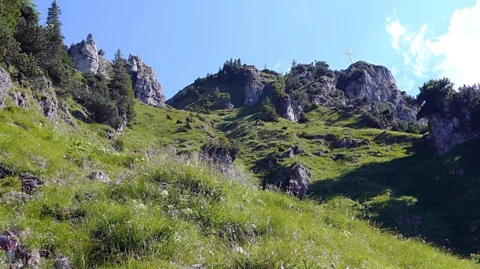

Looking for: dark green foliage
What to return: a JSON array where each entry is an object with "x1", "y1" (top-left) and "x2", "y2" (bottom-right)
[
  {"x1": 98, "y1": 49, "x2": 105, "y2": 56},
  {"x1": 0, "y1": 0, "x2": 73, "y2": 87},
  {"x1": 259, "y1": 97, "x2": 279, "y2": 122},
  {"x1": 81, "y1": 72, "x2": 123, "y2": 127},
  {"x1": 70, "y1": 50, "x2": 136, "y2": 128},
  {"x1": 416, "y1": 78, "x2": 480, "y2": 131},
  {"x1": 110, "y1": 49, "x2": 135, "y2": 124},
  {"x1": 40, "y1": 0, "x2": 73, "y2": 88},
  {"x1": 362, "y1": 103, "x2": 394, "y2": 129},
  {"x1": 416, "y1": 78, "x2": 453, "y2": 119},
  {"x1": 314, "y1": 61, "x2": 333, "y2": 78}
]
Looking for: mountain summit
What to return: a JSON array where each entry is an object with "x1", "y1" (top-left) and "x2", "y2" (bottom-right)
[{"x1": 169, "y1": 59, "x2": 418, "y2": 125}]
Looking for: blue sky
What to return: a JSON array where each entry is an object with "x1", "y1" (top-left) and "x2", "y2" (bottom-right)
[{"x1": 33, "y1": 0, "x2": 480, "y2": 98}]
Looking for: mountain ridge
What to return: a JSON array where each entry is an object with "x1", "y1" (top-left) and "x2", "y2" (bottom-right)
[{"x1": 2, "y1": 1, "x2": 480, "y2": 267}]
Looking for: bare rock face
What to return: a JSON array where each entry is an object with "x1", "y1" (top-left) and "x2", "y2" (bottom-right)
[
  {"x1": 244, "y1": 69, "x2": 265, "y2": 106},
  {"x1": 32, "y1": 76, "x2": 58, "y2": 122},
  {"x1": 0, "y1": 67, "x2": 13, "y2": 109},
  {"x1": 127, "y1": 54, "x2": 166, "y2": 108},
  {"x1": 272, "y1": 162, "x2": 311, "y2": 197},
  {"x1": 69, "y1": 34, "x2": 100, "y2": 74},
  {"x1": 89, "y1": 171, "x2": 111, "y2": 183},
  {"x1": 281, "y1": 96, "x2": 303, "y2": 123},
  {"x1": 339, "y1": 62, "x2": 417, "y2": 122},
  {"x1": 428, "y1": 114, "x2": 478, "y2": 155},
  {"x1": 21, "y1": 173, "x2": 45, "y2": 195},
  {"x1": 69, "y1": 34, "x2": 111, "y2": 78},
  {"x1": 201, "y1": 144, "x2": 237, "y2": 166}
]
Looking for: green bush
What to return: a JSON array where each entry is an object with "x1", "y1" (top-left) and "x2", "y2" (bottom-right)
[{"x1": 259, "y1": 97, "x2": 279, "y2": 122}]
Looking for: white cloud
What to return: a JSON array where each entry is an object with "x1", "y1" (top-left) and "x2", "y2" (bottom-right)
[
  {"x1": 431, "y1": 0, "x2": 480, "y2": 86},
  {"x1": 386, "y1": 0, "x2": 480, "y2": 86},
  {"x1": 398, "y1": 74, "x2": 415, "y2": 93},
  {"x1": 386, "y1": 18, "x2": 407, "y2": 50}
]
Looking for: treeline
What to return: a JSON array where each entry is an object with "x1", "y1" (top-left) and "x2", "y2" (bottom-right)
[
  {"x1": 417, "y1": 78, "x2": 480, "y2": 129},
  {"x1": 0, "y1": 0, "x2": 136, "y2": 128}
]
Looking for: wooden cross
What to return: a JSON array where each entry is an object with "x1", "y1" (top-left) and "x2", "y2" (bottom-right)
[{"x1": 345, "y1": 50, "x2": 354, "y2": 64}]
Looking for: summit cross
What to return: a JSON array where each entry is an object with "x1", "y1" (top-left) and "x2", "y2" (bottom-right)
[{"x1": 345, "y1": 50, "x2": 354, "y2": 64}]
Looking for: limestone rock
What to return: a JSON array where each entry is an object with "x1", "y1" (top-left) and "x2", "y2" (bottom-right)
[
  {"x1": 9, "y1": 91, "x2": 29, "y2": 108},
  {"x1": 54, "y1": 257, "x2": 72, "y2": 269},
  {"x1": 336, "y1": 137, "x2": 371, "y2": 149},
  {"x1": 69, "y1": 34, "x2": 101, "y2": 74},
  {"x1": 428, "y1": 114, "x2": 478, "y2": 155},
  {"x1": 201, "y1": 144, "x2": 237, "y2": 166},
  {"x1": 58, "y1": 101, "x2": 76, "y2": 128},
  {"x1": 32, "y1": 76, "x2": 58, "y2": 122},
  {"x1": 0, "y1": 67, "x2": 12, "y2": 109},
  {"x1": 89, "y1": 171, "x2": 111, "y2": 183},
  {"x1": 281, "y1": 96, "x2": 303, "y2": 123},
  {"x1": 339, "y1": 62, "x2": 417, "y2": 122},
  {"x1": 21, "y1": 173, "x2": 45, "y2": 195},
  {"x1": 69, "y1": 34, "x2": 111, "y2": 78},
  {"x1": 244, "y1": 69, "x2": 265, "y2": 105},
  {"x1": 273, "y1": 162, "x2": 311, "y2": 197},
  {"x1": 127, "y1": 54, "x2": 166, "y2": 108}
]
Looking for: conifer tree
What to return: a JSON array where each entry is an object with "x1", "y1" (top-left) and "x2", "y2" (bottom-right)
[
  {"x1": 110, "y1": 49, "x2": 136, "y2": 124},
  {"x1": 47, "y1": 0, "x2": 62, "y2": 43},
  {"x1": 39, "y1": 0, "x2": 72, "y2": 88}
]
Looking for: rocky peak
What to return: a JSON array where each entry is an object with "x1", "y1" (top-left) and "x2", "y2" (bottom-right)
[
  {"x1": 86, "y1": 33, "x2": 94, "y2": 44},
  {"x1": 69, "y1": 34, "x2": 100, "y2": 74},
  {"x1": 341, "y1": 61, "x2": 397, "y2": 102},
  {"x1": 69, "y1": 36, "x2": 166, "y2": 108},
  {"x1": 69, "y1": 34, "x2": 111, "y2": 78},
  {"x1": 244, "y1": 68, "x2": 266, "y2": 106},
  {"x1": 127, "y1": 54, "x2": 166, "y2": 108},
  {"x1": 337, "y1": 61, "x2": 417, "y2": 122}
]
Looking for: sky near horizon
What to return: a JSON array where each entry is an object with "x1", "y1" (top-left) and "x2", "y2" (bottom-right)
[{"x1": 33, "y1": 0, "x2": 480, "y2": 98}]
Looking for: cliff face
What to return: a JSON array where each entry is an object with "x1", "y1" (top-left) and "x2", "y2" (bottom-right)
[
  {"x1": 0, "y1": 67, "x2": 12, "y2": 109},
  {"x1": 1, "y1": 67, "x2": 60, "y2": 122},
  {"x1": 69, "y1": 34, "x2": 110, "y2": 77},
  {"x1": 244, "y1": 68, "x2": 266, "y2": 106},
  {"x1": 127, "y1": 55, "x2": 166, "y2": 108},
  {"x1": 69, "y1": 35, "x2": 166, "y2": 108},
  {"x1": 339, "y1": 62, "x2": 417, "y2": 123},
  {"x1": 427, "y1": 112, "x2": 478, "y2": 155}
]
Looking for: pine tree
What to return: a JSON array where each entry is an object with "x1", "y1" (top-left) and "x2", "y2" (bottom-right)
[
  {"x1": 40, "y1": 0, "x2": 72, "y2": 88},
  {"x1": 110, "y1": 49, "x2": 135, "y2": 124},
  {"x1": 47, "y1": 0, "x2": 63, "y2": 43}
]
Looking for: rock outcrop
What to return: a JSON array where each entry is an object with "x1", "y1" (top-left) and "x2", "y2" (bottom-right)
[
  {"x1": 244, "y1": 68, "x2": 266, "y2": 106},
  {"x1": 201, "y1": 144, "x2": 237, "y2": 166},
  {"x1": 338, "y1": 62, "x2": 417, "y2": 122},
  {"x1": 127, "y1": 55, "x2": 166, "y2": 108},
  {"x1": 281, "y1": 96, "x2": 303, "y2": 122},
  {"x1": 32, "y1": 76, "x2": 58, "y2": 122},
  {"x1": 272, "y1": 162, "x2": 311, "y2": 197},
  {"x1": 21, "y1": 173, "x2": 45, "y2": 195},
  {"x1": 69, "y1": 34, "x2": 110, "y2": 77},
  {"x1": 0, "y1": 67, "x2": 12, "y2": 109},
  {"x1": 89, "y1": 171, "x2": 111, "y2": 183},
  {"x1": 428, "y1": 114, "x2": 478, "y2": 155},
  {"x1": 69, "y1": 35, "x2": 166, "y2": 108}
]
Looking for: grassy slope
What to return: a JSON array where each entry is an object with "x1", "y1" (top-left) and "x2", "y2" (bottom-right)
[
  {"x1": 216, "y1": 105, "x2": 480, "y2": 257},
  {"x1": 0, "y1": 84, "x2": 479, "y2": 268}
]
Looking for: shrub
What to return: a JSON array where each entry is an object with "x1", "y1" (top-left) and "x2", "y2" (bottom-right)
[{"x1": 259, "y1": 97, "x2": 279, "y2": 122}]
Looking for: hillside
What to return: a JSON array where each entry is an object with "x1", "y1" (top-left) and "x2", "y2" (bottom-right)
[
  {"x1": 0, "y1": 81, "x2": 478, "y2": 268},
  {"x1": 2, "y1": 1, "x2": 480, "y2": 268}
]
